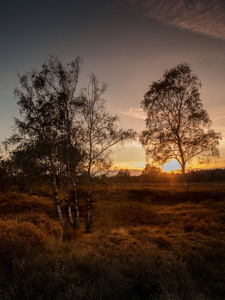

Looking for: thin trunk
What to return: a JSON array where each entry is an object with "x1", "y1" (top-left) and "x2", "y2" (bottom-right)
[
  {"x1": 177, "y1": 136, "x2": 189, "y2": 190},
  {"x1": 86, "y1": 162, "x2": 92, "y2": 231},
  {"x1": 71, "y1": 176, "x2": 80, "y2": 229},
  {"x1": 17, "y1": 174, "x2": 25, "y2": 193},
  {"x1": 86, "y1": 104, "x2": 93, "y2": 231},
  {"x1": 53, "y1": 175, "x2": 66, "y2": 230},
  {"x1": 86, "y1": 189, "x2": 91, "y2": 232},
  {"x1": 66, "y1": 177, "x2": 75, "y2": 229},
  {"x1": 181, "y1": 164, "x2": 188, "y2": 190}
]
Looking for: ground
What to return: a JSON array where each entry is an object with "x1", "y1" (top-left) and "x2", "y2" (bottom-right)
[{"x1": 0, "y1": 182, "x2": 225, "y2": 299}]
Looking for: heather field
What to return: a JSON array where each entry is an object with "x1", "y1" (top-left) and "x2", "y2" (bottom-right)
[{"x1": 1, "y1": 182, "x2": 225, "y2": 300}]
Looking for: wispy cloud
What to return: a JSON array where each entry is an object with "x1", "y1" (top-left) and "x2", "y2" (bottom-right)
[
  {"x1": 208, "y1": 105, "x2": 225, "y2": 123},
  {"x1": 112, "y1": 0, "x2": 225, "y2": 40},
  {"x1": 123, "y1": 107, "x2": 146, "y2": 119}
]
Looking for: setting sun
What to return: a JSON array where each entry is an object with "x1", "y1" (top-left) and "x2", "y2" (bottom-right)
[{"x1": 163, "y1": 159, "x2": 181, "y2": 173}]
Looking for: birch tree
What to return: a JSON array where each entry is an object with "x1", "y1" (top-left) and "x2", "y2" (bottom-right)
[
  {"x1": 81, "y1": 74, "x2": 136, "y2": 230},
  {"x1": 140, "y1": 64, "x2": 221, "y2": 189},
  {"x1": 9, "y1": 54, "x2": 84, "y2": 229}
]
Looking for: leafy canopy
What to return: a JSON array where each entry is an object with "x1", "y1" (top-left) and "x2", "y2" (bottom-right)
[{"x1": 140, "y1": 63, "x2": 221, "y2": 171}]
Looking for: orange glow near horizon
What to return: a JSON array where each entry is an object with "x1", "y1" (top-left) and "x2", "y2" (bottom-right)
[
  {"x1": 114, "y1": 141, "x2": 225, "y2": 174},
  {"x1": 116, "y1": 158, "x2": 225, "y2": 175}
]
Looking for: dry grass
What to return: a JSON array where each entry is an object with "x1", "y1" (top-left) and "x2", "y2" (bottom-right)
[{"x1": 0, "y1": 182, "x2": 225, "y2": 299}]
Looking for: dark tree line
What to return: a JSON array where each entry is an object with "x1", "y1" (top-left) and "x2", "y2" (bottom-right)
[
  {"x1": 186, "y1": 168, "x2": 225, "y2": 183},
  {"x1": 111, "y1": 167, "x2": 225, "y2": 183},
  {"x1": 138, "y1": 166, "x2": 225, "y2": 183}
]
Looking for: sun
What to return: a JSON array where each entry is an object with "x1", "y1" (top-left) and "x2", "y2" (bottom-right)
[{"x1": 163, "y1": 159, "x2": 181, "y2": 173}]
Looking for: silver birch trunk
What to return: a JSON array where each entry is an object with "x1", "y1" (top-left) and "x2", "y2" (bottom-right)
[
  {"x1": 66, "y1": 178, "x2": 75, "y2": 229},
  {"x1": 181, "y1": 165, "x2": 189, "y2": 190},
  {"x1": 71, "y1": 177, "x2": 80, "y2": 229},
  {"x1": 53, "y1": 175, "x2": 66, "y2": 230},
  {"x1": 86, "y1": 189, "x2": 91, "y2": 231}
]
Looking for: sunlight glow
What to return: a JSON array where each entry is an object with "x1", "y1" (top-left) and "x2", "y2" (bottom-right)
[{"x1": 163, "y1": 159, "x2": 181, "y2": 173}]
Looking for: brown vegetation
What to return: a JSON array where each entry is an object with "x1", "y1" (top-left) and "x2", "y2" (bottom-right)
[{"x1": 1, "y1": 182, "x2": 225, "y2": 299}]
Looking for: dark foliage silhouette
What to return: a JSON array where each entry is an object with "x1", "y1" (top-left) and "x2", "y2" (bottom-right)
[{"x1": 140, "y1": 63, "x2": 221, "y2": 189}]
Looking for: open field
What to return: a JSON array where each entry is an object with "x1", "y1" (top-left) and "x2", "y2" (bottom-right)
[{"x1": 1, "y1": 182, "x2": 225, "y2": 299}]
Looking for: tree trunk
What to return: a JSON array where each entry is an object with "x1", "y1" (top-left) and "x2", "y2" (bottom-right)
[
  {"x1": 16, "y1": 174, "x2": 26, "y2": 193},
  {"x1": 66, "y1": 165, "x2": 75, "y2": 228},
  {"x1": 86, "y1": 166, "x2": 92, "y2": 231},
  {"x1": 66, "y1": 179, "x2": 75, "y2": 229},
  {"x1": 86, "y1": 190, "x2": 91, "y2": 232},
  {"x1": 177, "y1": 138, "x2": 189, "y2": 190},
  {"x1": 71, "y1": 177, "x2": 80, "y2": 229},
  {"x1": 53, "y1": 175, "x2": 66, "y2": 230},
  {"x1": 181, "y1": 164, "x2": 188, "y2": 190}
]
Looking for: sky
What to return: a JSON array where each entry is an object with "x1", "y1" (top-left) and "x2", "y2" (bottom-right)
[{"x1": 0, "y1": 0, "x2": 225, "y2": 174}]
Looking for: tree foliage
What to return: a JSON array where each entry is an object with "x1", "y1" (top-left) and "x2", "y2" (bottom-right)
[
  {"x1": 5, "y1": 55, "x2": 136, "y2": 230},
  {"x1": 0, "y1": 149, "x2": 12, "y2": 193},
  {"x1": 116, "y1": 169, "x2": 131, "y2": 182},
  {"x1": 140, "y1": 164, "x2": 162, "y2": 182},
  {"x1": 7, "y1": 54, "x2": 84, "y2": 229},
  {"x1": 79, "y1": 74, "x2": 136, "y2": 229},
  {"x1": 81, "y1": 74, "x2": 136, "y2": 178},
  {"x1": 9, "y1": 148, "x2": 38, "y2": 193},
  {"x1": 140, "y1": 63, "x2": 221, "y2": 188}
]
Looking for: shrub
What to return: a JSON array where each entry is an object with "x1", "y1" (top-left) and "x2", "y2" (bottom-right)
[
  {"x1": 123, "y1": 245, "x2": 195, "y2": 300},
  {"x1": 0, "y1": 219, "x2": 47, "y2": 264}
]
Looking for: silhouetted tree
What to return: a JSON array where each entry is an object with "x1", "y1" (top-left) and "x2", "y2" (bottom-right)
[
  {"x1": 140, "y1": 63, "x2": 221, "y2": 189},
  {"x1": 0, "y1": 148, "x2": 12, "y2": 193},
  {"x1": 116, "y1": 169, "x2": 131, "y2": 183},
  {"x1": 140, "y1": 164, "x2": 162, "y2": 182},
  {"x1": 81, "y1": 74, "x2": 136, "y2": 230},
  {"x1": 7, "y1": 54, "x2": 84, "y2": 229},
  {"x1": 7, "y1": 146, "x2": 46, "y2": 193},
  {"x1": 9, "y1": 149, "x2": 30, "y2": 193}
]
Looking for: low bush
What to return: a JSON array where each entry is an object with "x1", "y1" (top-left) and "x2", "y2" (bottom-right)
[{"x1": 0, "y1": 219, "x2": 47, "y2": 264}]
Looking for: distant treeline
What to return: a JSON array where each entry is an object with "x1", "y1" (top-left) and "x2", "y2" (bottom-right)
[
  {"x1": 111, "y1": 168, "x2": 225, "y2": 183},
  {"x1": 185, "y1": 168, "x2": 225, "y2": 182},
  {"x1": 1, "y1": 165, "x2": 225, "y2": 194}
]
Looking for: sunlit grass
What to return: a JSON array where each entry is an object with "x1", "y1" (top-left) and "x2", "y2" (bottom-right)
[{"x1": 0, "y1": 183, "x2": 225, "y2": 299}]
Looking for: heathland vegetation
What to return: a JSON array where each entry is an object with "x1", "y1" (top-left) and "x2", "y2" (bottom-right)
[{"x1": 1, "y1": 181, "x2": 225, "y2": 299}]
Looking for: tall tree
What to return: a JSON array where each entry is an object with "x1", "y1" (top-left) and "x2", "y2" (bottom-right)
[
  {"x1": 8, "y1": 54, "x2": 84, "y2": 229},
  {"x1": 9, "y1": 148, "x2": 35, "y2": 193},
  {"x1": 81, "y1": 74, "x2": 136, "y2": 230},
  {"x1": 140, "y1": 63, "x2": 221, "y2": 189}
]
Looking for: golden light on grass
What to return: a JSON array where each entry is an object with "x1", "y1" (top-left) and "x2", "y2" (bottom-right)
[{"x1": 1, "y1": 183, "x2": 225, "y2": 299}]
